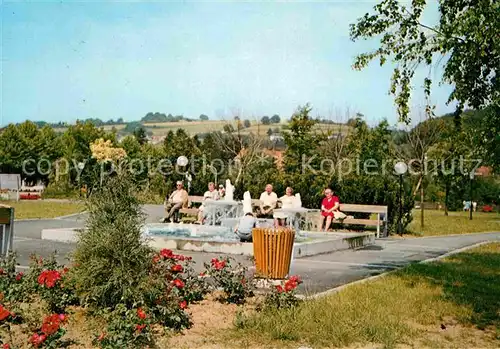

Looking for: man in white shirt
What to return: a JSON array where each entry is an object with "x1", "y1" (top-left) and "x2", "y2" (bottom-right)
[
  {"x1": 162, "y1": 181, "x2": 188, "y2": 223},
  {"x1": 258, "y1": 184, "x2": 278, "y2": 218},
  {"x1": 196, "y1": 182, "x2": 220, "y2": 224}
]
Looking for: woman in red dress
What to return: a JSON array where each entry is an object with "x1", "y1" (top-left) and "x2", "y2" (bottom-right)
[{"x1": 321, "y1": 188, "x2": 340, "y2": 232}]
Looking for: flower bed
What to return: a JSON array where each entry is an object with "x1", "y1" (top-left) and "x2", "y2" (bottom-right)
[{"x1": 0, "y1": 251, "x2": 302, "y2": 348}]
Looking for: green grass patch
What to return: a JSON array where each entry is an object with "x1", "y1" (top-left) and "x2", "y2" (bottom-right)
[
  {"x1": 225, "y1": 243, "x2": 500, "y2": 348},
  {"x1": 408, "y1": 209, "x2": 499, "y2": 236},
  {"x1": 4, "y1": 200, "x2": 84, "y2": 219}
]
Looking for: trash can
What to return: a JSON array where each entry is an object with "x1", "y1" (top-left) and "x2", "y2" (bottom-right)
[{"x1": 252, "y1": 227, "x2": 295, "y2": 279}]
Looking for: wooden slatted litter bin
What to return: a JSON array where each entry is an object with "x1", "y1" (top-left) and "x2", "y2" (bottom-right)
[{"x1": 252, "y1": 227, "x2": 295, "y2": 279}]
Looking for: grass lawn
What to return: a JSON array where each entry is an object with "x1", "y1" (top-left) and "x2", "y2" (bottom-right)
[
  {"x1": 407, "y1": 208, "x2": 500, "y2": 236},
  {"x1": 1, "y1": 200, "x2": 84, "y2": 219},
  {"x1": 221, "y1": 243, "x2": 500, "y2": 349}
]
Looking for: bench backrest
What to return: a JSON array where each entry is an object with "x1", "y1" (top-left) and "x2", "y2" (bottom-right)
[
  {"x1": 188, "y1": 196, "x2": 205, "y2": 204},
  {"x1": 339, "y1": 204, "x2": 387, "y2": 214}
]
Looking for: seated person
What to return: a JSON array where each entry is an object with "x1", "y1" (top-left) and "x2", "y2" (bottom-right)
[
  {"x1": 258, "y1": 184, "x2": 278, "y2": 218},
  {"x1": 320, "y1": 188, "x2": 340, "y2": 232},
  {"x1": 162, "y1": 181, "x2": 188, "y2": 223},
  {"x1": 196, "y1": 182, "x2": 220, "y2": 224},
  {"x1": 234, "y1": 212, "x2": 257, "y2": 242},
  {"x1": 274, "y1": 187, "x2": 300, "y2": 227}
]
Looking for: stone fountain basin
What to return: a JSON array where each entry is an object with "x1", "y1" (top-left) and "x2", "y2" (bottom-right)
[{"x1": 41, "y1": 223, "x2": 375, "y2": 258}]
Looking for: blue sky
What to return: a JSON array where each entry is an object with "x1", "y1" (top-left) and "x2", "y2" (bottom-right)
[{"x1": 1, "y1": 1, "x2": 454, "y2": 127}]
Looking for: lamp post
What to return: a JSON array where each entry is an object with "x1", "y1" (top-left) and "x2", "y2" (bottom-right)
[
  {"x1": 176, "y1": 156, "x2": 190, "y2": 192},
  {"x1": 77, "y1": 162, "x2": 85, "y2": 197},
  {"x1": 469, "y1": 171, "x2": 474, "y2": 220},
  {"x1": 394, "y1": 162, "x2": 408, "y2": 236}
]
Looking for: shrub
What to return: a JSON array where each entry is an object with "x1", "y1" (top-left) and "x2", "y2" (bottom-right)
[
  {"x1": 29, "y1": 313, "x2": 69, "y2": 348},
  {"x1": 0, "y1": 253, "x2": 28, "y2": 303},
  {"x1": 24, "y1": 254, "x2": 79, "y2": 313},
  {"x1": 93, "y1": 304, "x2": 153, "y2": 349},
  {"x1": 71, "y1": 174, "x2": 153, "y2": 308},
  {"x1": 263, "y1": 275, "x2": 303, "y2": 309},
  {"x1": 203, "y1": 257, "x2": 254, "y2": 304}
]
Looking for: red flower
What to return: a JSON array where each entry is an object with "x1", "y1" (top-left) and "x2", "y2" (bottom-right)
[
  {"x1": 30, "y1": 333, "x2": 47, "y2": 347},
  {"x1": 179, "y1": 300, "x2": 187, "y2": 309},
  {"x1": 284, "y1": 280, "x2": 297, "y2": 292},
  {"x1": 62, "y1": 267, "x2": 70, "y2": 274},
  {"x1": 160, "y1": 249, "x2": 174, "y2": 259},
  {"x1": 0, "y1": 305, "x2": 11, "y2": 321},
  {"x1": 289, "y1": 275, "x2": 301, "y2": 284},
  {"x1": 3, "y1": 343, "x2": 11, "y2": 349},
  {"x1": 41, "y1": 314, "x2": 61, "y2": 336},
  {"x1": 172, "y1": 279, "x2": 185, "y2": 288},
  {"x1": 275, "y1": 285, "x2": 284, "y2": 293},
  {"x1": 211, "y1": 258, "x2": 218, "y2": 264},
  {"x1": 212, "y1": 259, "x2": 226, "y2": 270},
  {"x1": 37, "y1": 270, "x2": 61, "y2": 288},
  {"x1": 152, "y1": 255, "x2": 161, "y2": 264},
  {"x1": 135, "y1": 324, "x2": 146, "y2": 333},
  {"x1": 97, "y1": 332, "x2": 106, "y2": 341},
  {"x1": 171, "y1": 264, "x2": 184, "y2": 273},
  {"x1": 199, "y1": 272, "x2": 206, "y2": 277},
  {"x1": 15, "y1": 272, "x2": 24, "y2": 281},
  {"x1": 137, "y1": 308, "x2": 147, "y2": 320}
]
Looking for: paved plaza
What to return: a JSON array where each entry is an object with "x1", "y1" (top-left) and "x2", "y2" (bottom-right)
[{"x1": 11, "y1": 205, "x2": 500, "y2": 295}]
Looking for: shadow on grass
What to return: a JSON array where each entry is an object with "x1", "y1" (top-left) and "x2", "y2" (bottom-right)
[{"x1": 398, "y1": 250, "x2": 500, "y2": 330}]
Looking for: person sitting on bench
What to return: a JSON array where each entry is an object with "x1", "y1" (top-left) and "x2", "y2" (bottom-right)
[
  {"x1": 196, "y1": 182, "x2": 220, "y2": 224},
  {"x1": 258, "y1": 184, "x2": 278, "y2": 218},
  {"x1": 162, "y1": 181, "x2": 188, "y2": 223},
  {"x1": 321, "y1": 188, "x2": 340, "y2": 232}
]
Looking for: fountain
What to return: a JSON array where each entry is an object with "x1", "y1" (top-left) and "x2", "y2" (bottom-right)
[{"x1": 224, "y1": 179, "x2": 234, "y2": 201}]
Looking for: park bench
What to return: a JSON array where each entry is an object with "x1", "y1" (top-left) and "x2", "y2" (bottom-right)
[
  {"x1": 308, "y1": 204, "x2": 388, "y2": 238},
  {"x1": 177, "y1": 196, "x2": 205, "y2": 220}
]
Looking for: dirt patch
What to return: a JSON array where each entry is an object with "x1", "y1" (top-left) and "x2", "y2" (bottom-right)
[{"x1": 161, "y1": 292, "x2": 262, "y2": 349}]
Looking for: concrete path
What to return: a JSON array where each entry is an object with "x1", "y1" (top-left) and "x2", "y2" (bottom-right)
[{"x1": 10, "y1": 209, "x2": 500, "y2": 295}]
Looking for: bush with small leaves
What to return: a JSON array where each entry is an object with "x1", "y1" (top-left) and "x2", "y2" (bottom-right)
[
  {"x1": 264, "y1": 275, "x2": 303, "y2": 309},
  {"x1": 93, "y1": 304, "x2": 153, "y2": 349},
  {"x1": 203, "y1": 257, "x2": 254, "y2": 304}
]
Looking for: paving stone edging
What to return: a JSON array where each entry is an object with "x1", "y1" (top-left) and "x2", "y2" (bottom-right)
[{"x1": 302, "y1": 240, "x2": 493, "y2": 300}]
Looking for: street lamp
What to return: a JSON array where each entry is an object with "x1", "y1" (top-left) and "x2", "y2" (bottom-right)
[
  {"x1": 469, "y1": 171, "x2": 474, "y2": 220},
  {"x1": 394, "y1": 161, "x2": 408, "y2": 236}
]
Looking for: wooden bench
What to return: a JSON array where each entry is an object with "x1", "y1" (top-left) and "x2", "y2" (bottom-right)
[
  {"x1": 178, "y1": 196, "x2": 205, "y2": 218},
  {"x1": 337, "y1": 204, "x2": 388, "y2": 238}
]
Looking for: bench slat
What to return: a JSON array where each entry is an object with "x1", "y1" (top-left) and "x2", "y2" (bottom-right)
[
  {"x1": 338, "y1": 218, "x2": 380, "y2": 226},
  {"x1": 340, "y1": 204, "x2": 387, "y2": 214},
  {"x1": 179, "y1": 208, "x2": 199, "y2": 216}
]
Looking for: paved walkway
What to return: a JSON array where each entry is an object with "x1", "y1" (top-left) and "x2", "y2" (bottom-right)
[{"x1": 11, "y1": 209, "x2": 500, "y2": 295}]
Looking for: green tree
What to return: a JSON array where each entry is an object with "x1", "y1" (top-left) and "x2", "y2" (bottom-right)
[
  {"x1": 350, "y1": 0, "x2": 499, "y2": 123},
  {"x1": 133, "y1": 126, "x2": 147, "y2": 145},
  {"x1": 243, "y1": 119, "x2": 251, "y2": 128},
  {"x1": 261, "y1": 116, "x2": 271, "y2": 125},
  {"x1": 270, "y1": 114, "x2": 281, "y2": 124},
  {"x1": 199, "y1": 114, "x2": 209, "y2": 121},
  {"x1": 72, "y1": 173, "x2": 152, "y2": 307}
]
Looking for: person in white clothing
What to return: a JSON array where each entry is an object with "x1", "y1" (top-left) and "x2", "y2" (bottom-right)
[
  {"x1": 258, "y1": 184, "x2": 278, "y2": 218},
  {"x1": 274, "y1": 187, "x2": 299, "y2": 227},
  {"x1": 196, "y1": 182, "x2": 220, "y2": 224}
]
